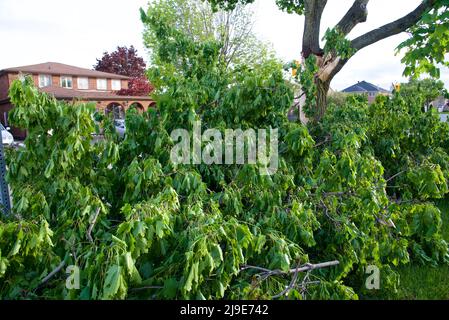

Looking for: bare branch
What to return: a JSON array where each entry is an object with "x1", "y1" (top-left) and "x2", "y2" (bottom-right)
[
  {"x1": 130, "y1": 286, "x2": 164, "y2": 292},
  {"x1": 298, "y1": 270, "x2": 313, "y2": 299},
  {"x1": 290, "y1": 260, "x2": 340, "y2": 272},
  {"x1": 272, "y1": 260, "x2": 302, "y2": 299},
  {"x1": 335, "y1": 0, "x2": 369, "y2": 36},
  {"x1": 39, "y1": 260, "x2": 66, "y2": 287},
  {"x1": 241, "y1": 260, "x2": 339, "y2": 299},
  {"x1": 241, "y1": 260, "x2": 340, "y2": 277},
  {"x1": 386, "y1": 171, "x2": 405, "y2": 183},
  {"x1": 314, "y1": 135, "x2": 332, "y2": 148},
  {"x1": 351, "y1": 0, "x2": 436, "y2": 51},
  {"x1": 319, "y1": 200, "x2": 341, "y2": 226},
  {"x1": 240, "y1": 265, "x2": 273, "y2": 273}
]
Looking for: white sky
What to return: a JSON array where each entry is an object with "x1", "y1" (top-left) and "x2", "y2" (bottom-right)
[{"x1": 0, "y1": 0, "x2": 448, "y2": 91}]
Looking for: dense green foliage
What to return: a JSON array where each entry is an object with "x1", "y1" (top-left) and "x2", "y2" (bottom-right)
[
  {"x1": 323, "y1": 28, "x2": 356, "y2": 60},
  {"x1": 207, "y1": 0, "x2": 304, "y2": 14},
  {"x1": 1, "y1": 3, "x2": 449, "y2": 301},
  {"x1": 142, "y1": 0, "x2": 274, "y2": 69},
  {"x1": 366, "y1": 198, "x2": 449, "y2": 300},
  {"x1": 398, "y1": 0, "x2": 449, "y2": 78},
  {"x1": 399, "y1": 78, "x2": 448, "y2": 108}
]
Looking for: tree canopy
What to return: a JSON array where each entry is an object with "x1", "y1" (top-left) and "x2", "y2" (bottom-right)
[
  {"x1": 399, "y1": 78, "x2": 448, "y2": 108},
  {"x1": 94, "y1": 45, "x2": 153, "y2": 96},
  {"x1": 142, "y1": 0, "x2": 275, "y2": 69},
  {"x1": 94, "y1": 45, "x2": 146, "y2": 78}
]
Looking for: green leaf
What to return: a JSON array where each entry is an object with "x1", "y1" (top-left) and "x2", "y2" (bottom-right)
[
  {"x1": 162, "y1": 278, "x2": 179, "y2": 299},
  {"x1": 102, "y1": 265, "x2": 122, "y2": 300}
]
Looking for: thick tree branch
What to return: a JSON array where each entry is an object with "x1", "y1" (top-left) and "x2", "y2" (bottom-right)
[
  {"x1": 302, "y1": 0, "x2": 328, "y2": 58},
  {"x1": 351, "y1": 0, "x2": 436, "y2": 51},
  {"x1": 319, "y1": 0, "x2": 436, "y2": 83},
  {"x1": 336, "y1": 0, "x2": 369, "y2": 36},
  {"x1": 319, "y1": 0, "x2": 437, "y2": 83},
  {"x1": 240, "y1": 260, "x2": 340, "y2": 277},
  {"x1": 239, "y1": 260, "x2": 339, "y2": 299}
]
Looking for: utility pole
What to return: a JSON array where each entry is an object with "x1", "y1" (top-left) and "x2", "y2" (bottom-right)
[{"x1": 0, "y1": 134, "x2": 11, "y2": 216}]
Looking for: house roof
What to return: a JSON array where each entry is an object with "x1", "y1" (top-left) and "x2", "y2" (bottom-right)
[
  {"x1": 342, "y1": 81, "x2": 390, "y2": 93},
  {"x1": 40, "y1": 86, "x2": 154, "y2": 101},
  {"x1": 0, "y1": 62, "x2": 130, "y2": 80}
]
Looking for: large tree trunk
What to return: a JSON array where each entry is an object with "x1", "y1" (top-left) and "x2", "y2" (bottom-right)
[
  {"x1": 302, "y1": 0, "x2": 327, "y2": 58},
  {"x1": 297, "y1": 73, "x2": 332, "y2": 125},
  {"x1": 315, "y1": 78, "x2": 331, "y2": 122},
  {"x1": 297, "y1": 56, "x2": 337, "y2": 125},
  {"x1": 311, "y1": 55, "x2": 347, "y2": 122}
]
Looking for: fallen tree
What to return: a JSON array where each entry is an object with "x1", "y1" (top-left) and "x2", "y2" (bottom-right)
[{"x1": 0, "y1": 7, "x2": 448, "y2": 300}]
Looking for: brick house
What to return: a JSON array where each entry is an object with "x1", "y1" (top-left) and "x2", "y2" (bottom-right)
[{"x1": 0, "y1": 62, "x2": 155, "y2": 139}]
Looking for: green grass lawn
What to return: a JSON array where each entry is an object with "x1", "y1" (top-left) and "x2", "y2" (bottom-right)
[{"x1": 369, "y1": 198, "x2": 449, "y2": 300}]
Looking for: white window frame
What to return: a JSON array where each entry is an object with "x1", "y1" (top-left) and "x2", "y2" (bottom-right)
[
  {"x1": 111, "y1": 79, "x2": 121, "y2": 91},
  {"x1": 97, "y1": 78, "x2": 107, "y2": 91},
  {"x1": 60, "y1": 76, "x2": 73, "y2": 89},
  {"x1": 77, "y1": 77, "x2": 89, "y2": 90},
  {"x1": 38, "y1": 74, "x2": 52, "y2": 88}
]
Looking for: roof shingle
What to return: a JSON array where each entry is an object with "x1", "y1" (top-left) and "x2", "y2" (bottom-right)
[
  {"x1": 342, "y1": 81, "x2": 390, "y2": 93},
  {"x1": 0, "y1": 62, "x2": 130, "y2": 80}
]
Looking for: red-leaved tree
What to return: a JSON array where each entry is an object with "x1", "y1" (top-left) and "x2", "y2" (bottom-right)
[{"x1": 94, "y1": 46, "x2": 153, "y2": 96}]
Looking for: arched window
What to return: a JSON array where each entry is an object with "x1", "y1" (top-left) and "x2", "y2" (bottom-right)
[
  {"x1": 129, "y1": 102, "x2": 144, "y2": 113},
  {"x1": 105, "y1": 103, "x2": 125, "y2": 119}
]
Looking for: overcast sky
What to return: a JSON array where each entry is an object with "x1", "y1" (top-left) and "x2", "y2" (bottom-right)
[{"x1": 0, "y1": 0, "x2": 448, "y2": 91}]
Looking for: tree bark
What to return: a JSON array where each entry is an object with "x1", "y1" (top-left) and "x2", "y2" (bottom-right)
[
  {"x1": 315, "y1": 78, "x2": 331, "y2": 122},
  {"x1": 302, "y1": 0, "x2": 327, "y2": 58},
  {"x1": 351, "y1": 0, "x2": 436, "y2": 51},
  {"x1": 300, "y1": 0, "x2": 328, "y2": 123},
  {"x1": 336, "y1": 0, "x2": 369, "y2": 36}
]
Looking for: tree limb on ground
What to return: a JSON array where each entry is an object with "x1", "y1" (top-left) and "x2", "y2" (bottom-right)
[
  {"x1": 241, "y1": 260, "x2": 339, "y2": 299},
  {"x1": 241, "y1": 260, "x2": 340, "y2": 277}
]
